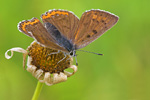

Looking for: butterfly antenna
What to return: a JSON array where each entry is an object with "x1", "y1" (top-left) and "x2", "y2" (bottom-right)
[{"x1": 77, "y1": 50, "x2": 103, "y2": 55}]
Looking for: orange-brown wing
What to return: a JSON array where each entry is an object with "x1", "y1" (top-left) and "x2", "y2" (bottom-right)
[
  {"x1": 18, "y1": 19, "x2": 35, "y2": 37},
  {"x1": 18, "y1": 17, "x2": 68, "y2": 52},
  {"x1": 41, "y1": 10, "x2": 79, "y2": 41},
  {"x1": 73, "y1": 10, "x2": 119, "y2": 49}
]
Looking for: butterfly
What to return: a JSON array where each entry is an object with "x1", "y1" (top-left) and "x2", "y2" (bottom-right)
[{"x1": 18, "y1": 9, "x2": 119, "y2": 65}]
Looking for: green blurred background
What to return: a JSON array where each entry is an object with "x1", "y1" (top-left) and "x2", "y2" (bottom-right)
[{"x1": 0, "y1": 0, "x2": 150, "y2": 100}]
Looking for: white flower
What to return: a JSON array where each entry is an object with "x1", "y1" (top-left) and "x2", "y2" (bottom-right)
[{"x1": 5, "y1": 41, "x2": 77, "y2": 86}]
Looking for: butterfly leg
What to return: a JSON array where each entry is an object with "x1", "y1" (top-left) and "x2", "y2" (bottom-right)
[
  {"x1": 65, "y1": 55, "x2": 79, "y2": 66},
  {"x1": 75, "y1": 55, "x2": 78, "y2": 66},
  {"x1": 66, "y1": 56, "x2": 72, "y2": 62},
  {"x1": 57, "y1": 53, "x2": 67, "y2": 64},
  {"x1": 47, "y1": 50, "x2": 60, "y2": 56},
  {"x1": 72, "y1": 50, "x2": 78, "y2": 66}
]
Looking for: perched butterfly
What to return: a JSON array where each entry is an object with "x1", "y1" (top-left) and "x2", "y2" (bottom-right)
[{"x1": 18, "y1": 9, "x2": 119, "y2": 65}]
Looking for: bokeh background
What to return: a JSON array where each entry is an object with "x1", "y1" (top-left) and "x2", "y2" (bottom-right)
[{"x1": 0, "y1": 0, "x2": 150, "y2": 100}]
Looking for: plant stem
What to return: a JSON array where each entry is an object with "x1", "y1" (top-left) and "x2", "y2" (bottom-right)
[{"x1": 32, "y1": 81, "x2": 44, "y2": 100}]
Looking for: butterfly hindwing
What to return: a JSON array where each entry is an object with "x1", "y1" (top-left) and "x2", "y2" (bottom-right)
[{"x1": 73, "y1": 10, "x2": 119, "y2": 49}]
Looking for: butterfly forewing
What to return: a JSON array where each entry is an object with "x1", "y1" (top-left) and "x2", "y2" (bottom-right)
[
  {"x1": 41, "y1": 10, "x2": 79, "y2": 41},
  {"x1": 18, "y1": 17, "x2": 68, "y2": 52},
  {"x1": 73, "y1": 10, "x2": 119, "y2": 49},
  {"x1": 18, "y1": 20, "x2": 34, "y2": 37}
]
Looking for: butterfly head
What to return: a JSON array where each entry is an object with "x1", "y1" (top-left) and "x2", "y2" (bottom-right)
[
  {"x1": 69, "y1": 50, "x2": 78, "y2": 66},
  {"x1": 69, "y1": 50, "x2": 76, "y2": 57}
]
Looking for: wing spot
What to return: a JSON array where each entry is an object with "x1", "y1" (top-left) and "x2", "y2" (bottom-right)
[
  {"x1": 94, "y1": 13, "x2": 98, "y2": 15},
  {"x1": 96, "y1": 20, "x2": 99, "y2": 23},
  {"x1": 87, "y1": 35, "x2": 90, "y2": 38},
  {"x1": 92, "y1": 19, "x2": 99, "y2": 24},
  {"x1": 93, "y1": 30, "x2": 97, "y2": 34},
  {"x1": 92, "y1": 19, "x2": 95, "y2": 21}
]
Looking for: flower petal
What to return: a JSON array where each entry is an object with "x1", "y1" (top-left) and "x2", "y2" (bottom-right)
[
  {"x1": 5, "y1": 47, "x2": 27, "y2": 59},
  {"x1": 64, "y1": 65, "x2": 77, "y2": 77},
  {"x1": 43, "y1": 72, "x2": 67, "y2": 86},
  {"x1": 27, "y1": 56, "x2": 37, "y2": 74},
  {"x1": 70, "y1": 65, "x2": 78, "y2": 73},
  {"x1": 35, "y1": 69, "x2": 44, "y2": 79},
  {"x1": 53, "y1": 72, "x2": 67, "y2": 84},
  {"x1": 44, "y1": 72, "x2": 53, "y2": 86},
  {"x1": 64, "y1": 71, "x2": 72, "y2": 77}
]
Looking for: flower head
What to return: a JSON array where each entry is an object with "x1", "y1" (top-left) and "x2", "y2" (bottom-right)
[{"x1": 5, "y1": 41, "x2": 77, "y2": 86}]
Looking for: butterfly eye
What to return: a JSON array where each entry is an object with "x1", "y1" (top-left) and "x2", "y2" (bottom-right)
[
  {"x1": 92, "y1": 30, "x2": 97, "y2": 34},
  {"x1": 70, "y1": 51, "x2": 73, "y2": 56}
]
